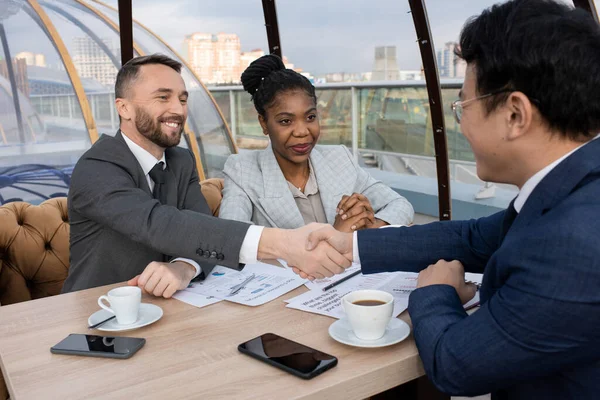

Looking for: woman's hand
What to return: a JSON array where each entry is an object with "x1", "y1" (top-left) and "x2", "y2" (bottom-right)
[{"x1": 333, "y1": 193, "x2": 387, "y2": 232}]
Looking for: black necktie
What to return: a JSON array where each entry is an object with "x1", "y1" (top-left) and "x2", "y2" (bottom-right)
[
  {"x1": 500, "y1": 199, "x2": 518, "y2": 241},
  {"x1": 148, "y1": 162, "x2": 168, "y2": 204}
]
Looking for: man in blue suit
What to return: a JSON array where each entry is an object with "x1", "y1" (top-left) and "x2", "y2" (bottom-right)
[{"x1": 303, "y1": 0, "x2": 600, "y2": 398}]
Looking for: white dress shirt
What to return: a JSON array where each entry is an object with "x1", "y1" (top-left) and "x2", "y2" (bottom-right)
[
  {"x1": 121, "y1": 133, "x2": 262, "y2": 278},
  {"x1": 352, "y1": 134, "x2": 600, "y2": 263}
]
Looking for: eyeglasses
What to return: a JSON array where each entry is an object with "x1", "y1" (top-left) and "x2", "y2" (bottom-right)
[{"x1": 451, "y1": 90, "x2": 511, "y2": 124}]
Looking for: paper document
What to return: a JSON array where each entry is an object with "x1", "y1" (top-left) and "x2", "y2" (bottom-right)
[
  {"x1": 173, "y1": 291, "x2": 222, "y2": 308},
  {"x1": 286, "y1": 270, "x2": 484, "y2": 319},
  {"x1": 176, "y1": 263, "x2": 307, "y2": 307},
  {"x1": 304, "y1": 263, "x2": 362, "y2": 291}
]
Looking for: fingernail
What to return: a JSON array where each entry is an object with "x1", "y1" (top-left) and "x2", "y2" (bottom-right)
[
  {"x1": 351, "y1": 225, "x2": 356, "y2": 230},
  {"x1": 342, "y1": 215, "x2": 347, "y2": 220}
]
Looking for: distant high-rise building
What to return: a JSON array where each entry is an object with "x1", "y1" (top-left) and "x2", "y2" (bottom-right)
[
  {"x1": 72, "y1": 36, "x2": 118, "y2": 86},
  {"x1": 436, "y1": 42, "x2": 466, "y2": 78},
  {"x1": 185, "y1": 33, "x2": 241, "y2": 84},
  {"x1": 372, "y1": 46, "x2": 399, "y2": 81},
  {"x1": 0, "y1": 57, "x2": 29, "y2": 97},
  {"x1": 14, "y1": 52, "x2": 46, "y2": 67},
  {"x1": 399, "y1": 70, "x2": 424, "y2": 81},
  {"x1": 240, "y1": 49, "x2": 265, "y2": 73}
]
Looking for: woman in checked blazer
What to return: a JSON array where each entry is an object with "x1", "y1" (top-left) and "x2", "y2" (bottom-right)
[{"x1": 219, "y1": 55, "x2": 414, "y2": 232}]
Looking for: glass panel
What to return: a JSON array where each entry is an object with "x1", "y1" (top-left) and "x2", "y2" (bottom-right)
[
  {"x1": 277, "y1": 2, "x2": 419, "y2": 84},
  {"x1": 0, "y1": 1, "x2": 90, "y2": 205},
  {"x1": 427, "y1": 0, "x2": 522, "y2": 207},
  {"x1": 89, "y1": 1, "x2": 234, "y2": 178},
  {"x1": 40, "y1": 0, "x2": 125, "y2": 135},
  {"x1": 316, "y1": 88, "x2": 352, "y2": 147}
]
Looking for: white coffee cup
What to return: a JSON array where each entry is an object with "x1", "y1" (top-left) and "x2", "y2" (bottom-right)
[
  {"x1": 342, "y1": 289, "x2": 394, "y2": 340},
  {"x1": 98, "y1": 286, "x2": 141, "y2": 325}
]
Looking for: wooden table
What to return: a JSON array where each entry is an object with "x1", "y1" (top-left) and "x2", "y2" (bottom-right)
[{"x1": 0, "y1": 283, "x2": 427, "y2": 400}]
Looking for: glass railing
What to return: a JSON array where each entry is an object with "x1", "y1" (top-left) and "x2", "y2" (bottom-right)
[
  {"x1": 210, "y1": 80, "x2": 514, "y2": 194},
  {"x1": 12, "y1": 81, "x2": 515, "y2": 207}
]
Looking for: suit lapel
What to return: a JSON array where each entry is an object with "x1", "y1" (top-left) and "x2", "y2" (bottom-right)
[
  {"x1": 513, "y1": 138, "x2": 600, "y2": 231},
  {"x1": 311, "y1": 148, "x2": 348, "y2": 224},
  {"x1": 257, "y1": 146, "x2": 305, "y2": 229},
  {"x1": 115, "y1": 130, "x2": 153, "y2": 196}
]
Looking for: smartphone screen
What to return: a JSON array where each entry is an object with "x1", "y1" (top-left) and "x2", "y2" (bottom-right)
[
  {"x1": 238, "y1": 333, "x2": 337, "y2": 379},
  {"x1": 51, "y1": 334, "x2": 145, "y2": 359}
]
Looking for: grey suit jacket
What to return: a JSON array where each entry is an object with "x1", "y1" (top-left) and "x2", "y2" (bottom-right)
[
  {"x1": 220, "y1": 145, "x2": 414, "y2": 228},
  {"x1": 63, "y1": 131, "x2": 249, "y2": 292}
]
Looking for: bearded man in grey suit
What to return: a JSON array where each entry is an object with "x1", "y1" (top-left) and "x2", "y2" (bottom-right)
[{"x1": 63, "y1": 54, "x2": 351, "y2": 297}]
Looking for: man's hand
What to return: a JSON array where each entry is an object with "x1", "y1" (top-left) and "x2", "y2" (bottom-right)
[
  {"x1": 127, "y1": 261, "x2": 196, "y2": 298},
  {"x1": 286, "y1": 225, "x2": 355, "y2": 280},
  {"x1": 416, "y1": 260, "x2": 477, "y2": 304},
  {"x1": 334, "y1": 193, "x2": 388, "y2": 232},
  {"x1": 258, "y1": 224, "x2": 352, "y2": 280}
]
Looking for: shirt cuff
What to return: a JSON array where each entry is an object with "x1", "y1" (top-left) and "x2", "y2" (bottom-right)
[
  {"x1": 171, "y1": 257, "x2": 202, "y2": 279},
  {"x1": 353, "y1": 231, "x2": 361, "y2": 264},
  {"x1": 239, "y1": 225, "x2": 264, "y2": 264}
]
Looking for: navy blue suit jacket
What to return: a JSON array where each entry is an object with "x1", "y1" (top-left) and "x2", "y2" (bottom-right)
[{"x1": 358, "y1": 138, "x2": 600, "y2": 399}]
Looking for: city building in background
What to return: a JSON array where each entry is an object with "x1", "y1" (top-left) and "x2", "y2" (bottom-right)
[
  {"x1": 398, "y1": 70, "x2": 424, "y2": 81},
  {"x1": 372, "y1": 46, "x2": 399, "y2": 81},
  {"x1": 240, "y1": 49, "x2": 265, "y2": 73},
  {"x1": 72, "y1": 37, "x2": 118, "y2": 87},
  {"x1": 185, "y1": 33, "x2": 241, "y2": 84},
  {"x1": 14, "y1": 52, "x2": 46, "y2": 67},
  {"x1": 0, "y1": 57, "x2": 29, "y2": 97},
  {"x1": 185, "y1": 34, "x2": 299, "y2": 84},
  {"x1": 436, "y1": 42, "x2": 467, "y2": 78}
]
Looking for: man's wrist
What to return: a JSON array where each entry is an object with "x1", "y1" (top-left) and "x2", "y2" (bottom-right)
[
  {"x1": 257, "y1": 228, "x2": 289, "y2": 261},
  {"x1": 173, "y1": 261, "x2": 197, "y2": 281}
]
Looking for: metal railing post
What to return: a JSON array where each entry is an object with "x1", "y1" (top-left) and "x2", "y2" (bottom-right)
[{"x1": 351, "y1": 86, "x2": 359, "y2": 162}]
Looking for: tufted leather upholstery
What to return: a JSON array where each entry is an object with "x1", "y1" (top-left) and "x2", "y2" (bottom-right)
[
  {"x1": 0, "y1": 198, "x2": 69, "y2": 305},
  {"x1": 200, "y1": 177, "x2": 224, "y2": 217},
  {"x1": 0, "y1": 178, "x2": 224, "y2": 400}
]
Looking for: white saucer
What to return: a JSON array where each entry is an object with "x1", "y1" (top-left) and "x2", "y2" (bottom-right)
[
  {"x1": 328, "y1": 318, "x2": 411, "y2": 348},
  {"x1": 88, "y1": 303, "x2": 163, "y2": 332}
]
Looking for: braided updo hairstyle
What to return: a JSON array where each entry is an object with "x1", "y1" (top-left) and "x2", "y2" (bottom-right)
[{"x1": 241, "y1": 54, "x2": 317, "y2": 119}]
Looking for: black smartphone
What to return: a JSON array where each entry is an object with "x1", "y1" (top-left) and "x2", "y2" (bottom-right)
[
  {"x1": 238, "y1": 333, "x2": 338, "y2": 379},
  {"x1": 50, "y1": 334, "x2": 145, "y2": 359}
]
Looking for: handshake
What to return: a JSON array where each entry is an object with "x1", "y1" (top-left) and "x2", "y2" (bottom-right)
[{"x1": 258, "y1": 223, "x2": 356, "y2": 280}]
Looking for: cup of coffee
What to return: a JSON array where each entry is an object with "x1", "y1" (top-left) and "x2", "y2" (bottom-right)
[
  {"x1": 342, "y1": 289, "x2": 394, "y2": 340},
  {"x1": 98, "y1": 286, "x2": 141, "y2": 325}
]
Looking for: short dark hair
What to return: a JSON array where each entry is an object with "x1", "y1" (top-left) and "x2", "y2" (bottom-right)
[
  {"x1": 115, "y1": 54, "x2": 182, "y2": 99},
  {"x1": 456, "y1": 0, "x2": 600, "y2": 140},
  {"x1": 240, "y1": 54, "x2": 316, "y2": 118}
]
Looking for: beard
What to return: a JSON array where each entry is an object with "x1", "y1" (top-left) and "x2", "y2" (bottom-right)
[{"x1": 134, "y1": 105, "x2": 184, "y2": 148}]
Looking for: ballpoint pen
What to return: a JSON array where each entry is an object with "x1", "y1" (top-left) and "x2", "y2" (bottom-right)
[
  {"x1": 229, "y1": 273, "x2": 256, "y2": 296},
  {"x1": 322, "y1": 270, "x2": 362, "y2": 291}
]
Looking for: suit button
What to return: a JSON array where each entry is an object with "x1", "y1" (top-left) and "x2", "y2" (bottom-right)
[
  {"x1": 217, "y1": 254, "x2": 224, "y2": 261},
  {"x1": 203, "y1": 250, "x2": 211, "y2": 258},
  {"x1": 210, "y1": 251, "x2": 217, "y2": 258},
  {"x1": 196, "y1": 249, "x2": 203, "y2": 256}
]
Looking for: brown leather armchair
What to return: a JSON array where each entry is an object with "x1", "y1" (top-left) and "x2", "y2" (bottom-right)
[{"x1": 0, "y1": 178, "x2": 224, "y2": 399}]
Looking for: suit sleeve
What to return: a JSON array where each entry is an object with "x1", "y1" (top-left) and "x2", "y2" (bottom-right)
[
  {"x1": 405, "y1": 205, "x2": 600, "y2": 396},
  {"x1": 182, "y1": 150, "x2": 211, "y2": 215},
  {"x1": 341, "y1": 146, "x2": 414, "y2": 225},
  {"x1": 409, "y1": 259, "x2": 600, "y2": 395},
  {"x1": 358, "y1": 210, "x2": 504, "y2": 275},
  {"x1": 70, "y1": 157, "x2": 249, "y2": 270},
  {"x1": 219, "y1": 155, "x2": 255, "y2": 224}
]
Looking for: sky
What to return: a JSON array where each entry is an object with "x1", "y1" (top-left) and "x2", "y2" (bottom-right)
[
  {"x1": 107, "y1": 0, "x2": 513, "y2": 75},
  {"x1": 3, "y1": 0, "x2": 581, "y2": 76}
]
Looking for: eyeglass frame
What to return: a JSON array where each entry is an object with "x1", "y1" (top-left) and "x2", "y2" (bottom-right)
[{"x1": 451, "y1": 89, "x2": 512, "y2": 124}]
